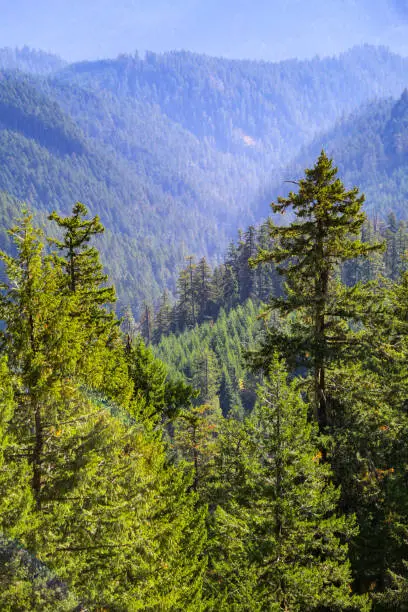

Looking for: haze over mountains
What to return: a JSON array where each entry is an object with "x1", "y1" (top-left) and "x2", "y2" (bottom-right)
[
  {"x1": 288, "y1": 89, "x2": 408, "y2": 222},
  {"x1": 1, "y1": 44, "x2": 408, "y2": 310},
  {"x1": 3, "y1": 0, "x2": 408, "y2": 61}
]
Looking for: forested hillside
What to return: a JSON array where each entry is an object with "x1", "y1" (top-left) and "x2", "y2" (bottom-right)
[
  {"x1": 150, "y1": 204, "x2": 408, "y2": 415},
  {"x1": 284, "y1": 88, "x2": 408, "y2": 221},
  {"x1": 54, "y1": 45, "x2": 408, "y2": 165},
  {"x1": 4, "y1": 155, "x2": 408, "y2": 609},
  {"x1": 1, "y1": 46, "x2": 408, "y2": 310},
  {"x1": 0, "y1": 73, "x2": 162, "y2": 306}
]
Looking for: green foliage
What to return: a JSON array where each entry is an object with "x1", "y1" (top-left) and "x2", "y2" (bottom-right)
[
  {"x1": 208, "y1": 357, "x2": 369, "y2": 610},
  {"x1": 0, "y1": 46, "x2": 408, "y2": 310},
  {"x1": 190, "y1": 349, "x2": 220, "y2": 406},
  {"x1": 173, "y1": 402, "x2": 223, "y2": 500},
  {"x1": 58, "y1": 46, "x2": 408, "y2": 170},
  {"x1": 49, "y1": 201, "x2": 109, "y2": 293},
  {"x1": 126, "y1": 335, "x2": 195, "y2": 425},
  {"x1": 296, "y1": 89, "x2": 408, "y2": 223},
  {"x1": 155, "y1": 300, "x2": 263, "y2": 415},
  {"x1": 0, "y1": 357, "x2": 33, "y2": 539},
  {"x1": 48, "y1": 202, "x2": 132, "y2": 405},
  {"x1": 4, "y1": 45, "x2": 408, "y2": 608},
  {"x1": 0, "y1": 212, "x2": 207, "y2": 609},
  {"x1": 250, "y1": 151, "x2": 383, "y2": 431},
  {"x1": 0, "y1": 535, "x2": 80, "y2": 611}
]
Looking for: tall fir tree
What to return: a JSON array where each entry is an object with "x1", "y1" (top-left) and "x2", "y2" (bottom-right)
[
  {"x1": 48, "y1": 202, "x2": 132, "y2": 405},
  {"x1": 250, "y1": 151, "x2": 383, "y2": 432},
  {"x1": 0, "y1": 212, "x2": 208, "y2": 609},
  {"x1": 209, "y1": 357, "x2": 369, "y2": 610}
]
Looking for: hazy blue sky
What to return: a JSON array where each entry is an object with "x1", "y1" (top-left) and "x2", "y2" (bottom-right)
[{"x1": 1, "y1": 0, "x2": 408, "y2": 62}]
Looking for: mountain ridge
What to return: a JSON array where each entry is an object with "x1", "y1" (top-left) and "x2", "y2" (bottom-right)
[{"x1": 1, "y1": 45, "x2": 408, "y2": 310}]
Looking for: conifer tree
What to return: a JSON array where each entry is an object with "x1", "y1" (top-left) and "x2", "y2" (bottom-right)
[
  {"x1": 384, "y1": 213, "x2": 400, "y2": 280},
  {"x1": 140, "y1": 301, "x2": 154, "y2": 344},
  {"x1": 209, "y1": 357, "x2": 369, "y2": 610},
  {"x1": 48, "y1": 202, "x2": 110, "y2": 297},
  {"x1": 48, "y1": 202, "x2": 132, "y2": 405},
  {"x1": 121, "y1": 303, "x2": 138, "y2": 341},
  {"x1": 238, "y1": 225, "x2": 257, "y2": 302},
  {"x1": 325, "y1": 361, "x2": 408, "y2": 599},
  {"x1": 0, "y1": 213, "x2": 208, "y2": 609},
  {"x1": 190, "y1": 348, "x2": 220, "y2": 405},
  {"x1": 174, "y1": 401, "x2": 222, "y2": 499},
  {"x1": 223, "y1": 242, "x2": 240, "y2": 309},
  {"x1": 0, "y1": 357, "x2": 33, "y2": 539},
  {"x1": 194, "y1": 256, "x2": 213, "y2": 323},
  {"x1": 186, "y1": 254, "x2": 197, "y2": 326},
  {"x1": 176, "y1": 267, "x2": 193, "y2": 331},
  {"x1": 126, "y1": 335, "x2": 194, "y2": 425},
  {"x1": 0, "y1": 214, "x2": 88, "y2": 509},
  {"x1": 48, "y1": 202, "x2": 117, "y2": 345},
  {"x1": 338, "y1": 267, "x2": 408, "y2": 595},
  {"x1": 153, "y1": 290, "x2": 172, "y2": 342},
  {"x1": 250, "y1": 151, "x2": 383, "y2": 431},
  {"x1": 256, "y1": 221, "x2": 278, "y2": 302}
]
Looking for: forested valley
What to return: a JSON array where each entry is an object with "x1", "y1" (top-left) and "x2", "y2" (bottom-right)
[
  {"x1": 2, "y1": 45, "x2": 408, "y2": 311},
  {"x1": 1, "y1": 150, "x2": 408, "y2": 610},
  {"x1": 3, "y1": 44, "x2": 408, "y2": 611}
]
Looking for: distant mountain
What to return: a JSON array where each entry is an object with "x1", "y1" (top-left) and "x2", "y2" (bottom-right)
[
  {"x1": 0, "y1": 47, "x2": 65, "y2": 74},
  {"x1": 280, "y1": 89, "x2": 408, "y2": 222},
  {"x1": 53, "y1": 45, "x2": 408, "y2": 167},
  {"x1": 0, "y1": 72, "x2": 194, "y2": 308},
  {"x1": 1, "y1": 46, "x2": 408, "y2": 310}
]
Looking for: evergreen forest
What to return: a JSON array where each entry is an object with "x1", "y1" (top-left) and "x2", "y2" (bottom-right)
[
  {"x1": 2, "y1": 45, "x2": 408, "y2": 311},
  {"x1": 4, "y1": 42, "x2": 408, "y2": 611},
  {"x1": 2, "y1": 150, "x2": 408, "y2": 610}
]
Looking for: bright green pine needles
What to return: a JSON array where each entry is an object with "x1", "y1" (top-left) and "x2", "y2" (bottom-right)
[{"x1": 0, "y1": 209, "x2": 208, "y2": 610}]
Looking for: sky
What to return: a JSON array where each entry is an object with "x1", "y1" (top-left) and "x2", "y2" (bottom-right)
[{"x1": 1, "y1": 0, "x2": 408, "y2": 63}]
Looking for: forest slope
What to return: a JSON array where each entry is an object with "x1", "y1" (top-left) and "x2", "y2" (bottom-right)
[
  {"x1": 1, "y1": 46, "x2": 408, "y2": 308},
  {"x1": 284, "y1": 89, "x2": 408, "y2": 221}
]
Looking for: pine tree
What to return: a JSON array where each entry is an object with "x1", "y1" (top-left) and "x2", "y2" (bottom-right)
[
  {"x1": 255, "y1": 221, "x2": 279, "y2": 302},
  {"x1": 121, "y1": 303, "x2": 138, "y2": 341},
  {"x1": 205, "y1": 415, "x2": 259, "y2": 609},
  {"x1": 325, "y1": 361, "x2": 408, "y2": 600},
  {"x1": 238, "y1": 226, "x2": 257, "y2": 302},
  {"x1": 250, "y1": 151, "x2": 383, "y2": 432},
  {"x1": 0, "y1": 212, "x2": 208, "y2": 609},
  {"x1": 223, "y1": 242, "x2": 240, "y2": 309},
  {"x1": 186, "y1": 255, "x2": 197, "y2": 326},
  {"x1": 209, "y1": 357, "x2": 369, "y2": 610},
  {"x1": 153, "y1": 290, "x2": 172, "y2": 342},
  {"x1": 384, "y1": 213, "x2": 400, "y2": 280},
  {"x1": 48, "y1": 202, "x2": 132, "y2": 405},
  {"x1": 0, "y1": 357, "x2": 33, "y2": 539},
  {"x1": 174, "y1": 402, "x2": 222, "y2": 499},
  {"x1": 194, "y1": 256, "x2": 213, "y2": 323},
  {"x1": 176, "y1": 267, "x2": 193, "y2": 331},
  {"x1": 126, "y1": 335, "x2": 194, "y2": 425},
  {"x1": 190, "y1": 348, "x2": 220, "y2": 406},
  {"x1": 140, "y1": 301, "x2": 154, "y2": 344},
  {"x1": 0, "y1": 213, "x2": 88, "y2": 509},
  {"x1": 48, "y1": 202, "x2": 111, "y2": 298},
  {"x1": 48, "y1": 201, "x2": 117, "y2": 344},
  {"x1": 0, "y1": 357, "x2": 42, "y2": 610}
]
